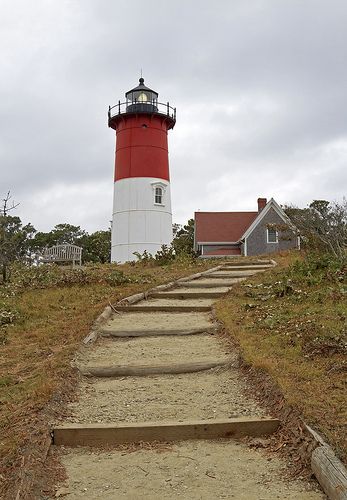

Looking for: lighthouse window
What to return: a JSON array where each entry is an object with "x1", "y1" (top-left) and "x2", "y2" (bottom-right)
[
  {"x1": 155, "y1": 187, "x2": 163, "y2": 204},
  {"x1": 267, "y1": 227, "x2": 278, "y2": 243}
]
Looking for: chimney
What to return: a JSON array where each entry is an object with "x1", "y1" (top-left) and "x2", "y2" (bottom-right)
[{"x1": 257, "y1": 198, "x2": 267, "y2": 213}]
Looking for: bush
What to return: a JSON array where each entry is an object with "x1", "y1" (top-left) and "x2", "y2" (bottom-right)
[
  {"x1": 0, "y1": 262, "x2": 137, "y2": 296},
  {"x1": 105, "y1": 270, "x2": 132, "y2": 286},
  {"x1": 154, "y1": 245, "x2": 175, "y2": 265},
  {"x1": 133, "y1": 250, "x2": 155, "y2": 265},
  {"x1": 0, "y1": 304, "x2": 19, "y2": 327},
  {"x1": 288, "y1": 254, "x2": 346, "y2": 286}
]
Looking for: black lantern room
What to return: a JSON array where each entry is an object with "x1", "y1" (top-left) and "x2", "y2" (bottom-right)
[
  {"x1": 108, "y1": 77, "x2": 176, "y2": 130},
  {"x1": 126, "y1": 77, "x2": 158, "y2": 113}
]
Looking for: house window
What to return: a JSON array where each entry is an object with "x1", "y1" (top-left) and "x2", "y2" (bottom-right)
[
  {"x1": 267, "y1": 227, "x2": 278, "y2": 243},
  {"x1": 155, "y1": 186, "x2": 163, "y2": 204}
]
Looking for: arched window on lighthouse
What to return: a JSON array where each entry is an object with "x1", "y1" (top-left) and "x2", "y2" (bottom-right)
[
  {"x1": 151, "y1": 181, "x2": 166, "y2": 206},
  {"x1": 155, "y1": 186, "x2": 163, "y2": 204}
]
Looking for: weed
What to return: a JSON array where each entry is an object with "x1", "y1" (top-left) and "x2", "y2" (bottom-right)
[
  {"x1": 154, "y1": 245, "x2": 175, "y2": 265},
  {"x1": 215, "y1": 250, "x2": 347, "y2": 462},
  {"x1": 105, "y1": 270, "x2": 132, "y2": 286},
  {"x1": 0, "y1": 257, "x2": 220, "y2": 496}
]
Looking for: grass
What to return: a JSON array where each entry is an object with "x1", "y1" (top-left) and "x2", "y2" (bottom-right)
[
  {"x1": 215, "y1": 250, "x2": 347, "y2": 463},
  {"x1": 2, "y1": 251, "x2": 346, "y2": 494},
  {"x1": 0, "y1": 257, "x2": 220, "y2": 496}
]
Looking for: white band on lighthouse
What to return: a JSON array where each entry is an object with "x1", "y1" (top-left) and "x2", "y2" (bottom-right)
[{"x1": 111, "y1": 177, "x2": 173, "y2": 263}]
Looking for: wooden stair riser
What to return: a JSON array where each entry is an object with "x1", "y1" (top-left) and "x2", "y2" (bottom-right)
[
  {"x1": 218, "y1": 266, "x2": 273, "y2": 271},
  {"x1": 205, "y1": 273, "x2": 256, "y2": 279},
  {"x1": 79, "y1": 359, "x2": 230, "y2": 378},
  {"x1": 100, "y1": 327, "x2": 217, "y2": 338},
  {"x1": 221, "y1": 261, "x2": 274, "y2": 267},
  {"x1": 149, "y1": 292, "x2": 226, "y2": 299},
  {"x1": 53, "y1": 418, "x2": 280, "y2": 447},
  {"x1": 113, "y1": 305, "x2": 211, "y2": 312},
  {"x1": 176, "y1": 281, "x2": 239, "y2": 288}
]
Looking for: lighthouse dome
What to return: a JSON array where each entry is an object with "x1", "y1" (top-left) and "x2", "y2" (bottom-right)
[{"x1": 125, "y1": 78, "x2": 158, "y2": 113}]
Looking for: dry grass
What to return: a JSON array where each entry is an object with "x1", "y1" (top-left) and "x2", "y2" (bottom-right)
[
  {"x1": 0, "y1": 258, "x2": 219, "y2": 497},
  {"x1": 215, "y1": 250, "x2": 347, "y2": 464}
]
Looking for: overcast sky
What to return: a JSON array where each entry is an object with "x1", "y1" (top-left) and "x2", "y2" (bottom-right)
[{"x1": 1, "y1": 0, "x2": 346, "y2": 233}]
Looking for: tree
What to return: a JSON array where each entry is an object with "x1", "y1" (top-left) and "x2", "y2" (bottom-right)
[
  {"x1": 80, "y1": 230, "x2": 111, "y2": 263},
  {"x1": 31, "y1": 225, "x2": 111, "y2": 264},
  {"x1": 0, "y1": 192, "x2": 36, "y2": 282},
  {"x1": 32, "y1": 223, "x2": 86, "y2": 251},
  {"x1": 172, "y1": 219, "x2": 196, "y2": 256},
  {"x1": 172, "y1": 223, "x2": 182, "y2": 238},
  {"x1": 285, "y1": 199, "x2": 347, "y2": 259}
]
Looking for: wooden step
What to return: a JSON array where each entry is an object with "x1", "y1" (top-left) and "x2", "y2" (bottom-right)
[
  {"x1": 222, "y1": 261, "x2": 273, "y2": 267},
  {"x1": 219, "y1": 265, "x2": 273, "y2": 271},
  {"x1": 100, "y1": 326, "x2": 217, "y2": 338},
  {"x1": 149, "y1": 291, "x2": 226, "y2": 299},
  {"x1": 176, "y1": 281, "x2": 238, "y2": 288},
  {"x1": 201, "y1": 273, "x2": 254, "y2": 279},
  {"x1": 79, "y1": 359, "x2": 230, "y2": 378},
  {"x1": 113, "y1": 304, "x2": 212, "y2": 312},
  {"x1": 53, "y1": 417, "x2": 280, "y2": 447}
]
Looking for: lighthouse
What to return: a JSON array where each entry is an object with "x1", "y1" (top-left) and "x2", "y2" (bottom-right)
[{"x1": 108, "y1": 78, "x2": 176, "y2": 263}]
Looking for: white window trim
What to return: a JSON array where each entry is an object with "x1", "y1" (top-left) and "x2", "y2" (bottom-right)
[
  {"x1": 267, "y1": 227, "x2": 278, "y2": 244},
  {"x1": 151, "y1": 182, "x2": 167, "y2": 207},
  {"x1": 154, "y1": 186, "x2": 163, "y2": 205}
]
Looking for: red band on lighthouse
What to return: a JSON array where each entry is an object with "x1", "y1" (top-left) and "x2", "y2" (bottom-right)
[{"x1": 114, "y1": 115, "x2": 170, "y2": 182}]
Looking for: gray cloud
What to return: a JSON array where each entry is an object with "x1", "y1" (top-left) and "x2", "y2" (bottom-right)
[{"x1": 0, "y1": 0, "x2": 346, "y2": 232}]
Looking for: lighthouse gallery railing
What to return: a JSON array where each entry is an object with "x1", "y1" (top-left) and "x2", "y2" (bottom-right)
[{"x1": 108, "y1": 101, "x2": 176, "y2": 121}]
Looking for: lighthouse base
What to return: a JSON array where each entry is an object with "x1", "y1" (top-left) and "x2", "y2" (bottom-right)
[
  {"x1": 111, "y1": 177, "x2": 173, "y2": 263},
  {"x1": 111, "y1": 240, "x2": 171, "y2": 264}
]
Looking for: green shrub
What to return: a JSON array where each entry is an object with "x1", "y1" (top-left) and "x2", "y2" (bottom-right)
[
  {"x1": 105, "y1": 270, "x2": 131, "y2": 286},
  {"x1": 0, "y1": 300, "x2": 19, "y2": 328},
  {"x1": 133, "y1": 250, "x2": 155, "y2": 265},
  {"x1": 154, "y1": 245, "x2": 175, "y2": 265}
]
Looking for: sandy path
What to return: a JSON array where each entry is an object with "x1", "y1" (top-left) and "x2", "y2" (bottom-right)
[
  {"x1": 54, "y1": 262, "x2": 324, "y2": 499},
  {"x1": 63, "y1": 367, "x2": 262, "y2": 424},
  {"x1": 75, "y1": 334, "x2": 229, "y2": 367},
  {"x1": 59, "y1": 441, "x2": 323, "y2": 499},
  {"x1": 102, "y1": 311, "x2": 212, "y2": 333}
]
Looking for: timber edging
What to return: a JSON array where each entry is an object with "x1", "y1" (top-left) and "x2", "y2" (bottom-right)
[
  {"x1": 100, "y1": 326, "x2": 217, "y2": 338},
  {"x1": 53, "y1": 417, "x2": 280, "y2": 447},
  {"x1": 305, "y1": 424, "x2": 347, "y2": 500},
  {"x1": 79, "y1": 359, "x2": 231, "y2": 377},
  {"x1": 113, "y1": 304, "x2": 212, "y2": 312}
]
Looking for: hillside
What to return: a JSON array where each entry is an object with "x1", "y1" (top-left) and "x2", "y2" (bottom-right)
[
  {"x1": 215, "y1": 251, "x2": 346, "y2": 464},
  {"x1": 0, "y1": 251, "x2": 345, "y2": 496},
  {"x1": 0, "y1": 257, "x2": 220, "y2": 496}
]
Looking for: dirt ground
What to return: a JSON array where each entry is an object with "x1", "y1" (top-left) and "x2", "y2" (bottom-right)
[
  {"x1": 101, "y1": 311, "x2": 213, "y2": 333},
  {"x1": 52, "y1": 263, "x2": 325, "y2": 499},
  {"x1": 75, "y1": 334, "x2": 230, "y2": 367},
  {"x1": 57, "y1": 440, "x2": 324, "y2": 499},
  {"x1": 62, "y1": 367, "x2": 264, "y2": 424}
]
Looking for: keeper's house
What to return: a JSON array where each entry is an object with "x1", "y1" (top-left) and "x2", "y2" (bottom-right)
[{"x1": 194, "y1": 198, "x2": 299, "y2": 257}]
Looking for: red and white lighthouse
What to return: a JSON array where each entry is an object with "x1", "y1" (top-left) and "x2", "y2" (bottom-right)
[{"x1": 108, "y1": 78, "x2": 176, "y2": 263}]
